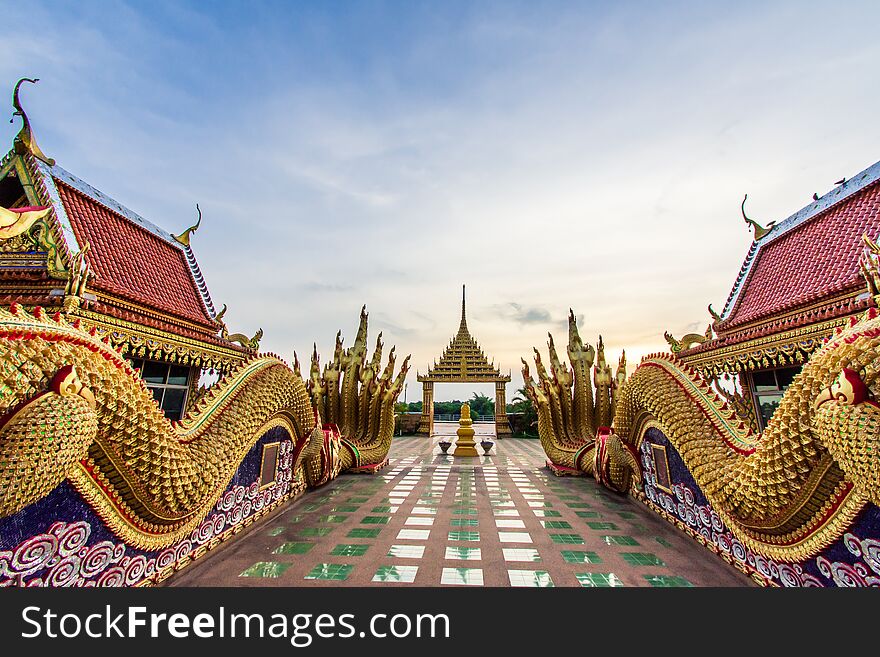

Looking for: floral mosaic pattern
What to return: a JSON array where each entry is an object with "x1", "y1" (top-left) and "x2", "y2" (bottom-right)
[{"x1": 0, "y1": 438, "x2": 296, "y2": 587}]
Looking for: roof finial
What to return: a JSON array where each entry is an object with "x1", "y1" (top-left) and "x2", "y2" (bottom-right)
[
  {"x1": 459, "y1": 283, "x2": 468, "y2": 332},
  {"x1": 172, "y1": 203, "x2": 202, "y2": 247},
  {"x1": 741, "y1": 194, "x2": 775, "y2": 241},
  {"x1": 11, "y1": 78, "x2": 54, "y2": 166}
]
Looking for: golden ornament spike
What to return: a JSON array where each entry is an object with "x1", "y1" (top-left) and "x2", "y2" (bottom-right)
[
  {"x1": 11, "y1": 78, "x2": 55, "y2": 165},
  {"x1": 741, "y1": 193, "x2": 775, "y2": 241},
  {"x1": 172, "y1": 203, "x2": 202, "y2": 247}
]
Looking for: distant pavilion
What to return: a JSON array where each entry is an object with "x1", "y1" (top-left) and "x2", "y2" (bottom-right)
[{"x1": 416, "y1": 285, "x2": 511, "y2": 436}]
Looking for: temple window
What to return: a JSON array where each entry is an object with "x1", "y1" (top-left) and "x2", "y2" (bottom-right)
[
  {"x1": 130, "y1": 358, "x2": 192, "y2": 421},
  {"x1": 748, "y1": 366, "x2": 799, "y2": 429}
]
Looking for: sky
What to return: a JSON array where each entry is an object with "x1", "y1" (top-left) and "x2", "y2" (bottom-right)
[{"x1": 2, "y1": 1, "x2": 880, "y2": 401}]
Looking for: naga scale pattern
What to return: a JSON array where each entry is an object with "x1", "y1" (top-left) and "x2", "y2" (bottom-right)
[
  {"x1": 0, "y1": 303, "x2": 407, "y2": 586},
  {"x1": 530, "y1": 302, "x2": 880, "y2": 582}
]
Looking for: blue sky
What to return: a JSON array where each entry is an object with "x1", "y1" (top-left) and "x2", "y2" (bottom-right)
[{"x1": 3, "y1": 1, "x2": 880, "y2": 400}]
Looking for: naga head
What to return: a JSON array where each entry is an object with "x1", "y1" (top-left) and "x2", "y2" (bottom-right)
[
  {"x1": 594, "y1": 336, "x2": 613, "y2": 388},
  {"x1": 567, "y1": 309, "x2": 595, "y2": 366},
  {"x1": 815, "y1": 368, "x2": 870, "y2": 409},
  {"x1": 548, "y1": 332, "x2": 572, "y2": 388}
]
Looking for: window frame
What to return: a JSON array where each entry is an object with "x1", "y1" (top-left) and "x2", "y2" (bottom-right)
[
  {"x1": 747, "y1": 366, "x2": 800, "y2": 431},
  {"x1": 129, "y1": 358, "x2": 192, "y2": 421}
]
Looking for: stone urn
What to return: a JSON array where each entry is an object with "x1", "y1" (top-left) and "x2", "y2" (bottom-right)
[
  {"x1": 438, "y1": 440, "x2": 452, "y2": 454},
  {"x1": 480, "y1": 440, "x2": 494, "y2": 455}
]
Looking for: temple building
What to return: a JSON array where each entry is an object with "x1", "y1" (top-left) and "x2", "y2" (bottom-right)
[
  {"x1": 672, "y1": 160, "x2": 880, "y2": 431},
  {"x1": 417, "y1": 285, "x2": 511, "y2": 436},
  {"x1": 0, "y1": 80, "x2": 258, "y2": 420}
]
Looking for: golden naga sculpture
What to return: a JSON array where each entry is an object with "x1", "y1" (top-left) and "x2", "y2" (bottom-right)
[
  {"x1": 663, "y1": 324, "x2": 712, "y2": 353},
  {"x1": 591, "y1": 307, "x2": 880, "y2": 561},
  {"x1": 214, "y1": 303, "x2": 263, "y2": 350},
  {"x1": 0, "y1": 303, "x2": 322, "y2": 551},
  {"x1": 307, "y1": 305, "x2": 410, "y2": 472},
  {"x1": 521, "y1": 310, "x2": 627, "y2": 475}
]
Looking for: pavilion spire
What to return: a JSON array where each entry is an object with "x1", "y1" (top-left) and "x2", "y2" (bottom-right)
[{"x1": 459, "y1": 284, "x2": 468, "y2": 333}]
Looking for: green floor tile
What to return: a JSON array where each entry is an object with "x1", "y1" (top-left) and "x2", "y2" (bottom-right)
[
  {"x1": 541, "y1": 520, "x2": 572, "y2": 529},
  {"x1": 440, "y1": 567, "x2": 483, "y2": 585},
  {"x1": 622, "y1": 552, "x2": 666, "y2": 566},
  {"x1": 361, "y1": 516, "x2": 391, "y2": 524},
  {"x1": 655, "y1": 537, "x2": 673, "y2": 548},
  {"x1": 373, "y1": 565, "x2": 419, "y2": 583},
  {"x1": 330, "y1": 544, "x2": 370, "y2": 557},
  {"x1": 348, "y1": 497, "x2": 370, "y2": 503},
  {"x1": 299, "y1": 527, "x2": 334, "y2": 537},
  {"x1": 331, "y1": 505, "x2": 360, "y2": 513},
  {"x1": 240, "y1": 562, "x2": 292, "y2": 578},
  {"x1": 575, "y1": 511, "x2": 600, "y2": 518},
  {"x1": 450, "y1": 519, "x2": 479, "y2": 527},
  {"x1": 561, "y1": 550, "x2": 602, "y2": 564},
  {"x1": 533, "y1": 509, "x2": 562, "y2": 517},
  {"x1": 566, "y1": 502, "x2": 590, "y2": 508},
  {"x1": 304, "y1": 563, "x2": 354, "y2": 581},
  {"x1": 448, "y1": 531, "x2": 480, "y2": 541},
  {"x1": 347, "y1": 527, "x2": 381, "y2": 538},
  {"x1": 644, "y1": 574, "x2": 693, "y2": 587},
  {"x1": 302, "y1": 503, "x2": 323, "y2": 512},
  {"x1": 267, "y1": 527, "x2": 285, "y2": 536},
  {"x1": 617, "y1": 511, "x2": 638, "y2": 519},
  {"x1": 601, "y1": 535, "x2": 639, "y2": 546},
  {"x1": 508, "y1": 570, "x2": 554, "y2": 587},
  {"x1": 549, "y1": 533, "x2": 585, "y2": 544},
  {"x1": 273, "y1": 541, "x2": 315, "y2": 555},
  {"x1": 371, "y1": 505, "x2": 396, "y2": 513},
  {"x1": 587, "y1": 521, "x2": 619, "y2": 530},
  {"x1": 446, "y1": 545, "x2": 482, "y2": 561},
  {"x1": 453, "y1": 508, "x2": 477, "y2": 515},
  {"x1": 316, "y1": 514, "x2": 348, "y2": 523},
  {"x1": 576, "y1": 572, "x2": 624, "y2": 587}
]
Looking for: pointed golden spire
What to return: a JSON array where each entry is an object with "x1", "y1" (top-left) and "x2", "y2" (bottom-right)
[
  {"x1": 11, "y1": 78, "x2": 54, "y2": 166},
  {"x1": 458, "y1": 283, "x2": 468, "y2": 333}
]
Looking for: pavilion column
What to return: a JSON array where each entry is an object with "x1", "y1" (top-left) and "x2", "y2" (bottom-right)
[
  {"x1": 417, "y1": 380, "x2": 434, "y2": 436},
  {"x1": 494, "y1": 380, "x2": 511, "y2": 436}
]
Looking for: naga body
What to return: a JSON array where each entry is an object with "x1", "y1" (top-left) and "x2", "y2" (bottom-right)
[
  {"x1": 529, "y1": 305, "x2": 880, "y2": 562},
  {"x1": 0, "y1": 303, "x2": 408, "y2": 552}
]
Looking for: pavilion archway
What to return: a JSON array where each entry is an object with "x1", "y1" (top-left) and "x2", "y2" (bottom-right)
[{"x1": 416, "y1": 286, "x2": 511, "y2": 437}]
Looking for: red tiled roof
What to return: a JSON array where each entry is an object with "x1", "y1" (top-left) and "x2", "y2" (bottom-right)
[
  {"x1": 55, "y1": 180, "x2": 216, "y2": 329},
  {"x1": 720, "y1": 181, "x2": 880, "y2": 329}
]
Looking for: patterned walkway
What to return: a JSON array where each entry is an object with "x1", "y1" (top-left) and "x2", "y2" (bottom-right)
[{"x1": 168, "y1": 436, "x2": 753, "y2": 587}]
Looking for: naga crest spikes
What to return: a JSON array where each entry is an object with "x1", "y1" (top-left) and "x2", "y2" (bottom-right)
[
  {"x1": 547, "y1": 332, "x2": 571, "y2": 387},
  {"x1": 567, "y1": 309, "x2": 595, "y2": 365},
  {"x1": 11, "y1": 78, "x2": 55, "y2": 165}
]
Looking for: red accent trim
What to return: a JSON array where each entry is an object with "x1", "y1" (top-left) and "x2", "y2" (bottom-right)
[{"x1": 9, "y1": 206, "x2": 49, "y2": 213}]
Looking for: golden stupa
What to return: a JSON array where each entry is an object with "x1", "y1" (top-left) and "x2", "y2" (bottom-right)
[{"x1": 453, "y1": 402, "x2": 479, "y2": 457}]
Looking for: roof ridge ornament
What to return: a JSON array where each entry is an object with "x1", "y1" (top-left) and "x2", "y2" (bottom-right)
[
  {"x1": 741, "y1": 194, "x2": 775, "y2": 241},
  {"x1": 10, "y1": 78, "x2": 55, "y2": 166},
  {"x1": 172, "y1": 203, "x2": 202, "y2": 247}
]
